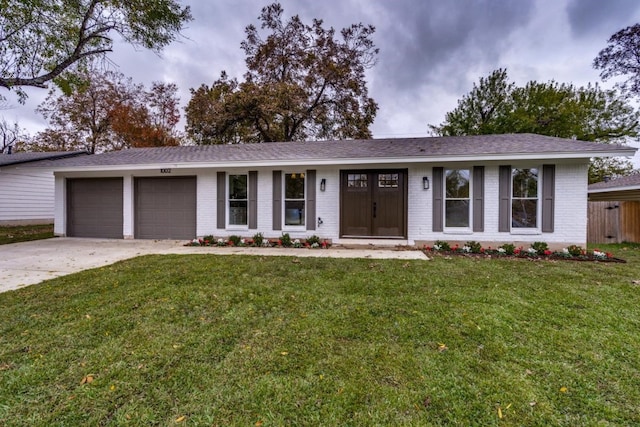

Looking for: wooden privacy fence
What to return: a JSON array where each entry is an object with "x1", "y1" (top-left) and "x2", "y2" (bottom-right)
[{"x1": 587, "y1": 201, "x2": 640, "y2": 244}]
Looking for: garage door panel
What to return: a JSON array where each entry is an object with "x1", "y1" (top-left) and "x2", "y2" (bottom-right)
[
  {"x1": 135, "y1": 177, "x2": 196, "y2": 239},
  {"x1": 67, "y1": 178, "x2": 123, "y2": 238}
]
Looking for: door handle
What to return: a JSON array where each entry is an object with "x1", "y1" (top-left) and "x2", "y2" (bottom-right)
[{"x1": 373, "y1": 202, "x2": 377, "y2": 218}]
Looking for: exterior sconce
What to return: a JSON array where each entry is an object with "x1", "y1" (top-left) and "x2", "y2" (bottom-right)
[
  {"x1": 423, "y1": 176, "x2": 430, "y2": 190},
  {"x1": 320, "y1": 178, "x2": 326, "y2": 191}
]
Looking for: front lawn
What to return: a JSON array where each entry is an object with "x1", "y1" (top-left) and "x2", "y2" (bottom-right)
[{"x1": 1, "y1": 245, "x2": 639, "y2": 426}]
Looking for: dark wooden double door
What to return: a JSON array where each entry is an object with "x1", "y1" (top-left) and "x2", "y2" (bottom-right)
[{"x1": 340, "y1": 169, "x2": 407, "y2": 238}]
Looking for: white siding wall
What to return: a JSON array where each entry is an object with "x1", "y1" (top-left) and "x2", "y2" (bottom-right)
[{"x1": 0, "y1": 165, "x2": 55, "y2": 224}]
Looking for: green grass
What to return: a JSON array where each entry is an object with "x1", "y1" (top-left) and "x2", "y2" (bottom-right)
[
  {"x1": 1, "y1": 244, "x2": 639, "y2": 426},
  {"x1": 0, "y1": 224, "x2": 54, "y2": 245}
]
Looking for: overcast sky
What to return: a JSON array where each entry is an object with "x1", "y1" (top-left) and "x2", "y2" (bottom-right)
[{"x1": 4, "y1": 0, "x2": 640, "y2": 165}]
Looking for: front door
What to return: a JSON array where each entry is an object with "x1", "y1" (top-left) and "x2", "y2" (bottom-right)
[{"x1": 340, "y1": 169, "x2": 407, "y2": 238}]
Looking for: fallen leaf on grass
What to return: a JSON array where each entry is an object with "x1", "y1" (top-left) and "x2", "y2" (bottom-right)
[
  {"x1": 255, "y1": 420, "x2": 263, "y2": 426},
  {"x1": 175, "y1": 415, "x2": 186, "y2": 423},
  {"x1": 560, "y1": 386, "x2": 568, "y2": 393},
  {"x1": 437, "y1": 343, "x2": 448, "y2": 352},
  {"x1": 80, "y1": 375, "x2": 94, "y2": 385}
]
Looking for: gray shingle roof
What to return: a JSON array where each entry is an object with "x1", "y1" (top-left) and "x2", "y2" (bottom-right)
[
  {"x1": 589, "y1": 173, "x2": 640, "y2": 191},
  {"x1": 30, "y1": 134, "x2": 636, "y2": 169},
  {"x1": 0, "y1": 151, "x2": 87, "y2": 167}
]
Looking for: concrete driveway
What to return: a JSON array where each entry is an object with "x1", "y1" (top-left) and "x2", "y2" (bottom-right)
[{"x1": 0, "y1": 238, "x2": 428, "y2": 293}]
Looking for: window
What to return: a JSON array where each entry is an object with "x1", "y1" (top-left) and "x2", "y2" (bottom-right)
[
  {"x1": 285, "y1": 173, "x2": 305, "y2": 226},
  {"x1": 228, "y1": 174, "x2": 247, "y2": 226},
  {"x1": 445, "y1": 169, "x2": 470, "y2": 228},
  {"x1": 348, "y1": 173, "x2": 368, "y2": 188},
  {"x1": 512, "y1": 168, "x2": 538, "y2": 228},
  {"x1": 378, "y1": 173, "x2": 399, "y2": 188}
]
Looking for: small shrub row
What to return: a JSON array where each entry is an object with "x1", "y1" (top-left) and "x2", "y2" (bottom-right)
[
  {"x1": 425, "y1": 240, "x2": 622, "y2": 262},
  {"x1": 187, "y1": 232, "x2": 331, "y2": 249}
]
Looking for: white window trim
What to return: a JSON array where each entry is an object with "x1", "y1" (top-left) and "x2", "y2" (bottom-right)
[
  {"x1": 510, "y1": 166, "x2": 542, "y2": 235},
  {"x1": 227, "y1": 173, "x2": 249, "y2": 230},
  {"x1": 283, "y1": 171, "x2": 306, "y2": 230},
  {"x1": 443, "y1": 168, "x2": 473, "y2": 233}
]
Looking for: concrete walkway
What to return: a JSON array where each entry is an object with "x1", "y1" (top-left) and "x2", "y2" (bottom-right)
[{"x1": 0, "y1": 238, "x2": 428, "y2": 293}]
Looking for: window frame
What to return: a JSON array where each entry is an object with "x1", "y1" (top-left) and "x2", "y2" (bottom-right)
[
  {"x1": 283, "y1": 172, "x2": 306, "y2": 228},
  {"x1": 227, "y1": 173, "x2": 249, "y2": 229},
  {"x1": 443, "y1": 168, "x2": 472, "y2": 232},
  {"x1": 510, "y1": 166, "x2": 541, "y2": 233}
]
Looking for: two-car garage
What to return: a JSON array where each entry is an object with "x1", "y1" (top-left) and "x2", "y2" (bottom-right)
[{"x1": 66, "y1": 177, "x2": 196, "y2": 239}]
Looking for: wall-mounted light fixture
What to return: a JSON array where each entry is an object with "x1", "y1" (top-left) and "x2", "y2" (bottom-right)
[
  {"x1": 422, "y1": 176, "x2": 430, "y2": 190},
  {"x1": 320, "y1": 178, "x2": 326, "y2": 191}
]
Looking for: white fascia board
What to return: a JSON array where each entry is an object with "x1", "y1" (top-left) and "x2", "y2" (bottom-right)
[
  {"x1": 589, "y1": 185, "x2": 640, "y2": 193},
  {"x1": 49, "y1": 148, "x2": 637, "y2": 173}
]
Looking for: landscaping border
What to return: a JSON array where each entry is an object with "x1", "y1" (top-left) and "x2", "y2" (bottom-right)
[{"x1": 422, "y1": 241, "x2": 626, "y2": 263}]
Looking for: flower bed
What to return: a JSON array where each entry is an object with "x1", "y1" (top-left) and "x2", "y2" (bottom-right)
[
  {"x1": 186, "y1": 233, "x2": 332, "y2": 249},
  {"x1": 423, "y1": 240, "x2": 626, "y2": 263}
]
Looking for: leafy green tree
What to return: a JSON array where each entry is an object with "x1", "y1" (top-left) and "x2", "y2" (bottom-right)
[
  {"x1": 0, "y1": 0, "x2": 192, "y2": 102},
  {"x1": 430, "y1": 69, "x2": 639, "y2": 183},
  {"x1": 593, "y1": 23, "x2": 640, "y2": 97},
  {"x1": 432, "y1": 68, "x2": 514, "y2": 136},
  {"x1": 186, "y1": 2, "x2": 378, "y2": 144}
]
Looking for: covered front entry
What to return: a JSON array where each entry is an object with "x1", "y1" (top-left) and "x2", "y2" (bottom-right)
[
  {"x1": 134, "y1": 176, "x2": 197, "y2": 239},
  {"x1": 340, "y1": 169, "x2": 407, "y2": 238}
]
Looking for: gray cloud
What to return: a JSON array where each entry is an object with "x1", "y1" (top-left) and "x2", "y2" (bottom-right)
[
  {"x1": 567, "y1": 0, "x2": 638, "y2": 37},
  {"x1": 373, "y1": 0, "x2": 535, "y2": 93},
  {"x1": 3, "y1": 0, "x2": 640, "y2": 168}
]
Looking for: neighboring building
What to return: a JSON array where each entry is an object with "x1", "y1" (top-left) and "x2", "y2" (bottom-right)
[
  {"x1": 0, "y1": 151, "x2": 88, "y2": 226},
  {"x1": 41, "y1": 134, "x2": 636, "y2": 248},
  {"x1": 587, "y1": 173, "x2": 640, "y2": 243}
]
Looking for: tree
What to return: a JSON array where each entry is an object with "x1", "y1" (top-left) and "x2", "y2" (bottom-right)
[
  {"x1": 430, "y1": 69, "x2": 514, "y2": 136},
  {"x1": 593, "y1": 24, "x2": 640, "y2": 97},
  {"x1": 0, "y1": 117, "x2": 24, "y2": 153},
  {"x1": 430, "y1": 69, "x2": 639, "y2": 183},
  {"x1": 31, "y1": 69, "x2": 181, "y2": 153},
  {"x1": 0, "y1": 0, "x2": 192, "y2": 102},
  {"x1": 185, "y1": 2, "x2": 378, "y2": 144}
]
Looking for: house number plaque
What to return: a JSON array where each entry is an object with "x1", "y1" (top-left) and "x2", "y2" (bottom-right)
[{"x1": 160, "y1": 168, "x2": 172, "y2": 174}]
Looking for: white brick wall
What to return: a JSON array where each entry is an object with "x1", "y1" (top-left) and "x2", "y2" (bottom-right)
[
  {"x1": 122, "y1": 175, "x2": 133, "y2": 238},
  {"x1": 197, "y1": 172, "x2": 216, "y2": 236},
  {"x1": 52, "y1": 160, "x2": 590, "y2": 247},
  {"x1": 409, "y1": 161, "x2": 589, "y2": 248}
]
